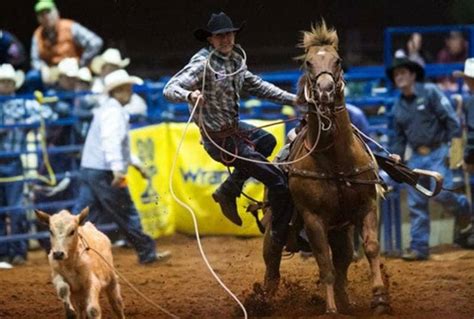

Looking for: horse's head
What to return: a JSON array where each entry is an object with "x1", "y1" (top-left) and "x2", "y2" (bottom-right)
[{"x1": 297, "y1": 21, "x2": 344, "y2": 108}]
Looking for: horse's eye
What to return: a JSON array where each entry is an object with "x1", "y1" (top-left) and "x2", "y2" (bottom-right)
[
  {"x1": 49, "y1": 230, "x2": 54, "y2": 236},
  {"x1": 305, "y1": 60, "x2": 312, "y2": 68},
  {"x1": 68, "y1": 230, "x2": 75, "y2": 236}
]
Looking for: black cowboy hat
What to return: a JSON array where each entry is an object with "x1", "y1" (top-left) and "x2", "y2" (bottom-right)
[
  {"x1": 386, "y1": 57, "x2": 425, "y2": 83},
  {"x1": 194, "y1": 12, "x2": 246, "y2": 42}
]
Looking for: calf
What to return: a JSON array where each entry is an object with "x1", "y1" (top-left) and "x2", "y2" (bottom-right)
[{"x1": 35, "y1": 207, "x2": 125, "y2": 319}]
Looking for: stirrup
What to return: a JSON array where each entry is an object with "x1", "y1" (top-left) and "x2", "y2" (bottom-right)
[{"x1": 412, "y1": 169, "x2": 443, "y2": 197}]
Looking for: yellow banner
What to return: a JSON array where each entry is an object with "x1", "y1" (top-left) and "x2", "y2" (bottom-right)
[{"x1": 128, "y1": 120, "x2": 285, "y2": 238}]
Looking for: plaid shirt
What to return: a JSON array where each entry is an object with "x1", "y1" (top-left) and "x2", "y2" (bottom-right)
[
  {"x1": 0, "y1": 97, "x2": 57, "y2": 153},
  {"x1": 163, "y1": 45, "x2": 296, "y2": 131}
]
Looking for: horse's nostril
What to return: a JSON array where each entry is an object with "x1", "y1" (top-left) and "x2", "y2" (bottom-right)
[
  {"x1": 318, "y1": 82, "x2": 335, "y2": 93},
  {"x1": 326, "y1": 82, "x2": 335, "y2": 92}
]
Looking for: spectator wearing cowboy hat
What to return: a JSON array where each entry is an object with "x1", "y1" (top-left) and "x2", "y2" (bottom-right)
[
  {"x1": 163, "y1": 12, "x2": 298, "y2": 247},
  {"x1": 387, "y1": 56, "x2": 474, "y2": 260},
  {"x1": 91, "y1": 48, "x2": 147, "y2": 119},
  {"x1": 0, "y1": 64, "x2": 56, "y2": 268},
  {"x1": 73, "y1": 69, "x2": 171, "y2": 264}
]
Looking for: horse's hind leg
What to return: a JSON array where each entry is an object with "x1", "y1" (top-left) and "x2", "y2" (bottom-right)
[
  {"x1": 263, "y1": 225, "x2": 283, "y2": 295},
  {"x1": 362, "y1": 207, "x2": 391, "y2": 314},
  {"x1": 302, "y1": 210, "x2": 337, "y2": 314},
  {"x1": 328, "y1": 226, "x2": 354, "y2": 314}
]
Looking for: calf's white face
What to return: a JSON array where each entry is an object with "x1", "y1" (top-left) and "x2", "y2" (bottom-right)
[{"x1": 35, "y1": 208, "x2": 89, "y2": 261}]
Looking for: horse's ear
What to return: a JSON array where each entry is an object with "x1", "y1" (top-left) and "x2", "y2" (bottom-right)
[{"x1": 296, "y1": 74, "x2": 308, "y2": 105}]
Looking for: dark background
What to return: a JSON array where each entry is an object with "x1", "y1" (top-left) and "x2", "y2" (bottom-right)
[{"x1": 4, "y1": 0, "x2": 474, "y2": 78}]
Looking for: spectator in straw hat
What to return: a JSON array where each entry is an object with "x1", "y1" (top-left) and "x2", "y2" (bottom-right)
[
  {"x1": 91, "y1": 48, "x2": 147, "y2": 119},
  {"x1": 73, "y1": 69, "x2": 171, "y2": 264},
  {"x1": 0, "y1": 64, "x2": 56, "y2": 268},
  {"x1": 91, "y1": 48, "x2": 130, "y2": 91},
  {"x1": 387, "y1": 57, "x2": 474, "y2": 260}
]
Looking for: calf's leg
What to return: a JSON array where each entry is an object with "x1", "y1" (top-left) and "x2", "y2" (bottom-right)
[
  {"x1": 86, "y1": 278, "x2": 102, "y2": 318},
  {"x1": 106, "y1": 277, "x2": 125, "y2": 319},
  {"x1": 52, "y1": 274, "x2": 76, "y2": 318}
]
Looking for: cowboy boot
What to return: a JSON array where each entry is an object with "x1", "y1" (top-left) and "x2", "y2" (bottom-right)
[
  {"x1": 212, "y1": 170, "x2": 247, "y2": 226},
  {"x1": 212, "y1": 189, "x2": 242, "y2": 226}
]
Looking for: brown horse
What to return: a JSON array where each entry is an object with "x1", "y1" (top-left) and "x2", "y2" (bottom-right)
[{"x1": 262, "y1": 21, "x2": 391, "y2": 315}]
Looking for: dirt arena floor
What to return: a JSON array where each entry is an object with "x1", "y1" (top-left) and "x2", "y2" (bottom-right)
[{"x1": 1, "y1": 234, "x2": 473, "y2": 319}]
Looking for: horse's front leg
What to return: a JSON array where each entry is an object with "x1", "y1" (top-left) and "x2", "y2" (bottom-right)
[
  {"x1": 263, "y1": 224, "x2": 283, "y2": 295},
  {"x1": 362, "y1": 205, "x2": 392, "y2": 314},
  {"x1": 302, "y1": 210, "x2": 337, "y2": 314}
]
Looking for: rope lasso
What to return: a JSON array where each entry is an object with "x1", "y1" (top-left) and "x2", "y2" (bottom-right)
[
  {"x1": 169, "y1": 93, "x2": 249, "y2": 319},
  {"x1": 78, "y1": 234, "x2": 178, "y2": 318},
  {"x1": 198, "y1": 105, "x2": 323, "y2": 165},
  {"x1": 169, "y1": 47, "x2": 250, "y2": 318},
  {"x1": 198, "y1": 46, "x2": 325, "y2": 166}
]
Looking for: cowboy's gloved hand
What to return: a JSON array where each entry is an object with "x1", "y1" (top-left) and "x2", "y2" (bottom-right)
[
  {"x1": 389, "y1": 153, "x2": 402, "y2": 163},
  {"x1": 111, "y1": 171, "x2": 126, "y2": 188},
  {"x1": 188, "y1": 90, "x2": 205, "y2": 107}
]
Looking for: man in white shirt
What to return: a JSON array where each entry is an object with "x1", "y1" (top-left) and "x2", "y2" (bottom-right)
[{"x1": 73, "y1": 69, "x2": 170, "y2": 264}]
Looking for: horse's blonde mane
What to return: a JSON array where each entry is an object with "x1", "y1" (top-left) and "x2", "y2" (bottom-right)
[{"x1": 299, "y1": 20, "x2": 339, "y2": 52}]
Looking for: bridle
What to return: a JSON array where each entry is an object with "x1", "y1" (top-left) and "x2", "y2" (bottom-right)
[{"x1": 302, "y1": 52, "x2": 345, "y2": 152}]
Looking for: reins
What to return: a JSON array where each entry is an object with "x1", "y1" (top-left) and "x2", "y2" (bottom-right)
[{"x1": 290, "y1": 71, "x2": 383, "y2": 187}]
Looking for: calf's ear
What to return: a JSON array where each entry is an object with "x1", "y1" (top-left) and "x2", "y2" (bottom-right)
[
  {"x1": 34, "y1": 210, "x2": 50, "y2": 225},
  {"x1": 78, "y1": 207, "x2": 90, "y2": 226}
]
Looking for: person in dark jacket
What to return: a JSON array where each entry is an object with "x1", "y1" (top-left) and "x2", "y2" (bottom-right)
[{"x1": 388, "y1": 57, "x2": 474, "y2": 261}]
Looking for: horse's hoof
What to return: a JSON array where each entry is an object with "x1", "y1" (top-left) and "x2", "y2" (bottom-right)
[
  {"x1": 373, "y1": 304, "x2": 392, "y2": 315},
  {"x1": 263, "y1": 275, "x2": 280, "y2": 296},
  {"x1": 263, "y1": 281, "x2": 279, "y2": 296}
]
